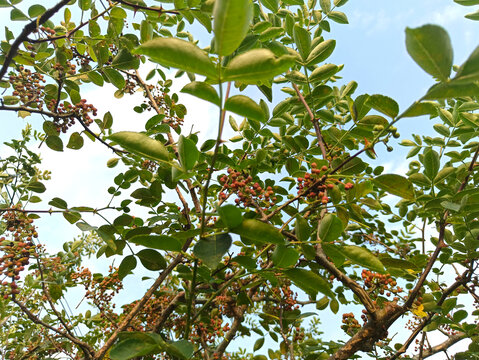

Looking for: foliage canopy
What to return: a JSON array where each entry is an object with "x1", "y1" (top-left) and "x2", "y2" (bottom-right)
[{"x1": 1, "y1": 0, "x2": 479, "y2": 359}]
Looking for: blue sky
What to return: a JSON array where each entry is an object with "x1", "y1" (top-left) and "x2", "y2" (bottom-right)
[{"x1": 0, "y1": 0, "x2": 477, "y2": 358}]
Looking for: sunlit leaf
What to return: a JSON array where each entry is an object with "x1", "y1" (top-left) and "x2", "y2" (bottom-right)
[
  {"x1": 373, "y1": 174, "x2": 415, "y2": 200},
  {"x1": 338, "y1": 245, "x2": 385, "y2": 273},
  {"x1": 223, "y1": 49, "x2": 295, "y2": 84},
  {"x1": 134, "y1": 38, "x2": 217, "y2": 78},
  {"x1": 181, "y1": 81, "x2": 220, "y2": 106},
  {"x1": 224, "y1": 95, "x2": 265, "y2": 122},
  {"x1": 213, "y1": 0, "x2": 253, "y2": 56},
  {"x1": 109, "y1": 132, "x2": 170, "y2": 163},
  {"x1": 405, "y1": 24, "x2": 453, "y2": 81}
]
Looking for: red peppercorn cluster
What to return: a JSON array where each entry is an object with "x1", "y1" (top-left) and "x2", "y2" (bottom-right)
[
  {"x1": 46, "y1": 98, "x2": 98, "y2": 133},
  {"x1": 218, "y1": 168, "x2": 277, "y2": 209},
  {"x1": 194, "y1": 315, "x2": 231, "y2": 344},
  {"x1": 296, "y1": 163, "x2": 355, "y2": 204},
  {"x1": 71, "y1": 266, "x2": 123, "y2": 315},
  {"x1": 53, "y1": 60, "x2": 78, "y2": 76},
  {"x1": 0, "y1": 211, "x2": 39, "y2": 298},
  {"x1": 361, "y1": 269, "x2": 402, "y2": 299},
  {"x1": 296, "y1": 163, "x2": 330, "y2": 204},
  {"x1": 341, "y1": 312, "x2": 361, "y2": 335},
  {"x1": 8, "y1": 67, "x2": 46, "y2": 108}
]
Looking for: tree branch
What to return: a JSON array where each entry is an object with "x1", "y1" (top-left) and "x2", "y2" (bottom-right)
[
  {"x1": 12, "y1": 298, "x2": 94, "y2": 359},
  {"x1": 0, "y1": 0, "x2": 71, "y2": 82}
]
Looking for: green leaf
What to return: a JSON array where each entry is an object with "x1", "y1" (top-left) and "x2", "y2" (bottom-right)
[
  {"x1": 46, "y1": 135, "x2": 64, "y2": 152},
  {"x1": 178, "y1": 135, "x2": 199, "y2": 171},
  {"x1": 224, "y1": 95, "x2": 265, "y2": 122},
  {"x1": 402, "y1": 102, "x2": 437, "y2": 118},
  {"x1": 318, "y1": 214, "x2": 343, "y2": 242},
  {"x1": 334, "y1": 0, "x2": 349, "y2": 6},
  {"x1": 28, "y1": 5, "x2": 46, "y2": 17},
  {"x1": 409, "y1": 173, "x2": 431, "y2": 187},
  {"x1": 305, "y1": 39, "x2": 336, "y2": 66},
  {"x1": 333, "y1": 156, "x2": 366, "y2": 175},
  {"x1": 181, "y1": 81, "x2": 220, "y2": 106},
  {"x1": 213, "y1": 0, "x2": 253, "y2": 56},
  {"x1": 218, "y1": 205, "x2": 243, "y2": 228},
  {"x1": 380, "y1": 257, "x2": 418, "y2": 270},
  {"x1": 164, "y1": 340, "x2": 194, "y2": 360},
  {"x1": 66, "y1": 132, "x2": 84, "y2": 150},
  {"x1": 320, "y1": 0, "x2": 331, "y2": 13},
  {"x1": 308, "y1": 63, "x2": 339, "y2": 83},
  {"x1": 109, "y1": 132, "x2": 170, "y2": 163},
  {"x1": 295, "y1": 215, "x2": 310, "y2": 242},
  {"x1": 10, "y1": 8, "x2": 28, "y2": 21},
  {"x1": 261, "y1": 0, "x2": 279, "y2": 11},
  {"x1": 103, "y1": 68, "x2": 125, "y2": 89},
  {"x1": 423, "y1": 149, "x2": 440, "y2": 180},
  {"x1": 365, "y1": 94, "x2": 399, "y2": 118},
  {"x1": 293, "y1": 24, "x2": 311, "y2": 60},
  {"x1": 424, "y1": 81, "x2": 479, "y2": 99},
  {"x1": 27, "y1": 181, "x2": 46, "y2": 193},
  {"x1": 465, "y1": 9, "x2": 479, "y2": 20},
  {"x1": 284, "y1": 269, "x2": 334, "y2": 298},
  {"x1": 137, "y1": 249, "x2": 167, "y2": 271},
  {"x1": 110, "y1": 338, "x2": 158, "y2": 360},
  {"x1": 338, "y1": 245, "x2": 385, "y2": 273},
  {"x1": 455, "y1": 0, "x2": 479, "y2": 4},
  {"x1": 49, "y1": 197, "x2": 68, "y2": 209},
  {"x1": 87, "y1": 71, "x2": 104, "y2": 86},
  {"x1": 435, "y1": 167, "x2": 455, "y2": 183},
  {"x1": 112, "y1": 48, "x2": 140, "y2": 70},
  {"x1": 118, "y1": 255, "x2": 137, "y2": 280},
  {"x1": 454, "y1": 45, "x2": 479, "y2": 83},
  {"x1": 405, "y1": 25, "x2": 453, "y2": 81},
  {"x1": 133, "y1": 38, "x2": 217, "y2": 78},
  {"x1": 373, "y1": 174, "x2": 415, "y2": 200},
  {"x1": 193, "y1": 233, "x2": 232, "y2": 268},
  {"x1": 272, "y1": 245, "x2": 300, "y2": 267},
  {"x1": 63, "y1": 211, "x2": 81, "y2": 224},
  {"x1": 231, "y1": 218, "x2": 284, "y2": 245},
  {"x1": 223, "y1": 49, "x2": 295, "y2": 84},
  {"x1": 129, "y1": 235, "x2": 182, "y2": 252},
  {"x1": 329, "y1": 11, "x2": 348, "y2": 24},
  {"x1": 254, "y1": 337, "x2": 265, "y2": 351}
]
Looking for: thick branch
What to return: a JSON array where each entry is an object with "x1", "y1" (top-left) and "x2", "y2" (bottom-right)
[
  {"x1": 315, "y1": 246, "x2": 376, "y2": 316},
  {"x1": 12, "y1": 298, "x2": 94, "y2": 359},
  {"x1": 0, "y1": 0, "x2": 71, "y2": 81},
  {"x1": 412, "y1": 332, "x2": 466, "y2": 360}
]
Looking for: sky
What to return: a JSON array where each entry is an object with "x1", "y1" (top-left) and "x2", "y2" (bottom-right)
[{"x1": 1, "y1": 0, "x2": 478, "y2": 358}]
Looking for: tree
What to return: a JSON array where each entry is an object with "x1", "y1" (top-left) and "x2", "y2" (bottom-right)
[{"x1": 0, "y1": 0, "x2": 478, "y2": 359}]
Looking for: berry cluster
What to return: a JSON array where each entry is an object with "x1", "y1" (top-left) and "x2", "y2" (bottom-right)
[
  {"x1": 71, "y1": 266, "x2": 123, "y2": 315},
  {"x1": 53, "y1": 61, "x2": 78, "y2": 76},
  {"x1": 296, "y1": 163, "x2": 330, "y2": 203},
  {"x1": 361, "y1": 269, "x2": 401, "y2": 298},
  {"x1": 296, "y1": 163, "x2": 354, "y2": 204},
  {"x1": 8, "y1": 67, "x2": 46, "y2": 108},
  {"x1": 218, "y1": 168, "x2": 277, "y2": 209},
  {"x1": 341, "y1": 312, "x2": 361, "y2": 335},
  {"x1": 144, "y1": 84, "x2": 184, "y2": 129},
  {"x1": 46, "y1": 98, "x2": 98, "y2": 133},
  {"x1": 194, "y1": 315, "x2": 231, "y2": 344},
  {"x1": 0, "y1": 211, "x2": 39, "y2": 298}
]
